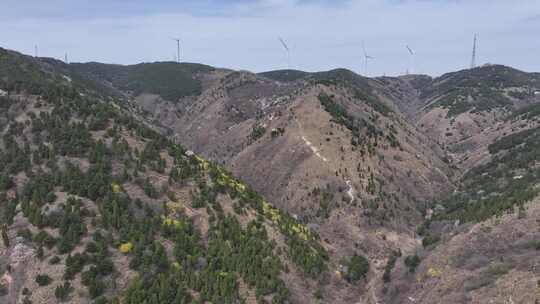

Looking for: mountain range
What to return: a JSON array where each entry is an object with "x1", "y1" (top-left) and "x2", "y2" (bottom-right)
[{"x1": 0, "y1": 46, "x2": 539, "y2": 304}]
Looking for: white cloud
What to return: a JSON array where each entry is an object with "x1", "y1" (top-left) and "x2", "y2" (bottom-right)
[{"x1": 1, "y1": 0, "x2": 539, "y2": 76}]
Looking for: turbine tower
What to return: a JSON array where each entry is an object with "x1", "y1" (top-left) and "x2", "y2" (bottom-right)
[
  {"x1": 470, "y1": 34, "x2": 478, "y2": 69},
  {"x1": 278, "y1": 37, "x2": 290, "y2": 69},
  {"x1": 171, "y1": 37, "x2": 181, "y2": 63},
  {"x1": 362, "y1": 41, "x2": 374, "y2": 76},
  {"x1": 34, "y1": 45, "x2": 38, "y2": 58},
  {"x1": 406, "y1": 45, "x2": 415, "y2": 75}
]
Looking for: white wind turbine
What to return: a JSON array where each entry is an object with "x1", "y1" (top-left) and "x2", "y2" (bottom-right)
[
  {"x1": 406, "y1": 45, "x2": 415, "y2": 74},
  {"x1": 362, "y1": 41, "x2": 374, "y2": 76},
  {"x1": 278, "y1": 37, "x2": 291, "y2": 69}
]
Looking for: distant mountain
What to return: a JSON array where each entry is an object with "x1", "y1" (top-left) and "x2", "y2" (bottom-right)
[
  {"x1": 66, "y1": 61, "x2": 216, "y2": 101},
  {"x1": 258, "y1": 69, "x2": 310, "y2": 82}
]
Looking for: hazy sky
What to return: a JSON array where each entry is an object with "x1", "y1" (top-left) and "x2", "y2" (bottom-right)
[{"x1": 1, "y1": 0, "x2": 539, "y2": 76}]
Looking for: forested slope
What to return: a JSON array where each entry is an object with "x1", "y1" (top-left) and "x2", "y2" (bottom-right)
[{"x1": 0, "y1": 48, "x2": 331, "y2": 304}]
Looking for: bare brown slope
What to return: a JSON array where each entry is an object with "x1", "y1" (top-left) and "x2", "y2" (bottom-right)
[
  {"x1": 382, "y1": 196, "x2": 540, "y2": 304},
  {"x1": 135, "y1": 70, "x2": 454, "y2": 223},
  {"x1": 414, "y1": 65, "x2": 540, "y2": 173}
]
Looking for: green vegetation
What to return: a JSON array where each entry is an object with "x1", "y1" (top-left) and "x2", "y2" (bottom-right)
[
  {"x1": 508, "y1": 101, "x2": 540, "y2": 121},
  {"x1": 0, "y1": 49, "x2": 329, "y2": 303},
  {"x1": 382, "y1": 250, "x2": 401, "y2": 283},
  {"x1": 354, "y1": 90, "x2": 393, "y2": 117},
  {"x1": 70, "y1": 61, "x2": 214, "y2": 101},
  {"x1": 311, "y1": 185, "x2": 334, "y2": 218},
  {"x1": 259, "y1": 69, "x2": 309, "y2": 82},
  {"x1": 248, "y1": 124, "x2": 266, "y2": 144},
  {"x1": 404, "y1": 255, "x2": 420, "y2": 273},
  {"x1": 422, "y1": 65, "x2": 539, "y2": 117},
  {"x1": 35, "y1": 274, "x2": 52, "y2": 286},
  {"x1": 433, "y1": 87, "x2": 512, "y2": 117},
  {"x1": 345, "y1": 254, "x2": 370, "y2": 283},
  {"x1": 436, "y1": 126, "x2": 540, "y2": 223},
  {"x1": 464, "y1": 262, "x2": 513, "y2": 291},
  {"x1": 310, "y1": 69, "x2": 371, "y2": 91},
  {"x1": 318, "y1": 93, "x2": 395, "y2": 154},
  {"x1": 0, "y1": 48, "x2": 64, "y2": 95},
  {"x1": 422, "y1": 234, "x2": 441, "y2": 248},
  {"x1": 55, "y1": 281, "x2": 73, "y2": 301}
]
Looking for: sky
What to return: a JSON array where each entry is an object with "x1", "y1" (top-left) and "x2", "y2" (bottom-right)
[{"x1": 1, "y1": 0, "x2": 539, "y2": 76}]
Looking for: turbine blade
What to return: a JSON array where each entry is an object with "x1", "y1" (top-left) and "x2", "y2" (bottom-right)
[
  {"x1": 278, "y1": 37, "x2": 289, "y2": 52},
  {"x1": 406, "y1": 45, "x2": 414, "y2": 55}
]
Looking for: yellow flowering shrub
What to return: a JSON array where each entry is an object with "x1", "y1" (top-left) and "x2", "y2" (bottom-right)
[
  {"x1": 111, "y1": 183, "x2": 122, "y2": 193},
  {"x1": 119, "y1": 242, "x2": 133, "y2": 253},
  {"x1": 427, "y1": 267, "x2": 442, "y2": 278}
]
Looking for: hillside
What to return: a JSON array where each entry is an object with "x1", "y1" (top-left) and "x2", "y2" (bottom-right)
[
  {"x1": 378, "y1": 113, "x2": 540, "y2": 303},
  {"x1": 377, "y1": 66, "x2": 540, "y2": 303},
  {"x1": 74, "y1": 60, "x2": 457, "y2": 301},
  {"x1": 68, "y1": 61, "x2": 216, "y2": 101},
  {"x1": 0, "y1": 48, "x2": 331, "y2": 304},
  {"x1": 413, "y1": 65, "x2": 540, "y2": 170},
  {"x1": 70, "y1": 58, "x2": 540, "y2": 303},
  {"x1": 382, "y1": 196, "x2": 540, "y2": 303},
  {"x1": 1, "y1": 47, "x2": 540, "y2": 304}
]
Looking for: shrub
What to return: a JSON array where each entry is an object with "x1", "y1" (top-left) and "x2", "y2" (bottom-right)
[
  {"x1": 422, "y1": 234, "x2": 441, "y2": 248},
  {"x1": 346, "y1": 254, "x2": 369, "y2": 282},
  {"x1": 35, "y1": 274, "x2": 52, "y2": 286},
  {"x1": 46, "y1": 192, "x2": 57, "y2": 203},
  {"x1": 88, "y1": 280, "x2": 106, "y2": 299},
  {"x1": 382, "y1": 250, "x2": 401, "y2": 283},
  {"x1": 404, "y1": 255, "x2": 421, "y2": 273},
  {"x1": 119, "y1": 242, "x2": 133, "y2": 253},
  {"x1": 248, "y1": 125, "x2": 266, "y2": 143},
  {"x1": 55, "y1": 281, "x2": 72, "y2": 300},
  {"x1": 49, "y1": 256, "x2": 61, "y2": 265}
]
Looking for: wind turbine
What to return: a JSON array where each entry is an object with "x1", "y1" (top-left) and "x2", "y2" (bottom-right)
[
  {"x1": 406, "y1": 45, "x2": 415, "y2": 75},
  {"x1": 171, "y1": 37, "x2": 181, "y2": 63},
  {"x1": 362, "y1": 41, "x2": 374, "y2": 76},
  {"x1": 278, "y1": 37, "x2": 290, "y2": 69},
  {"x1": 470, "y1": 34, "x2": 478, "y2": 69}
]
